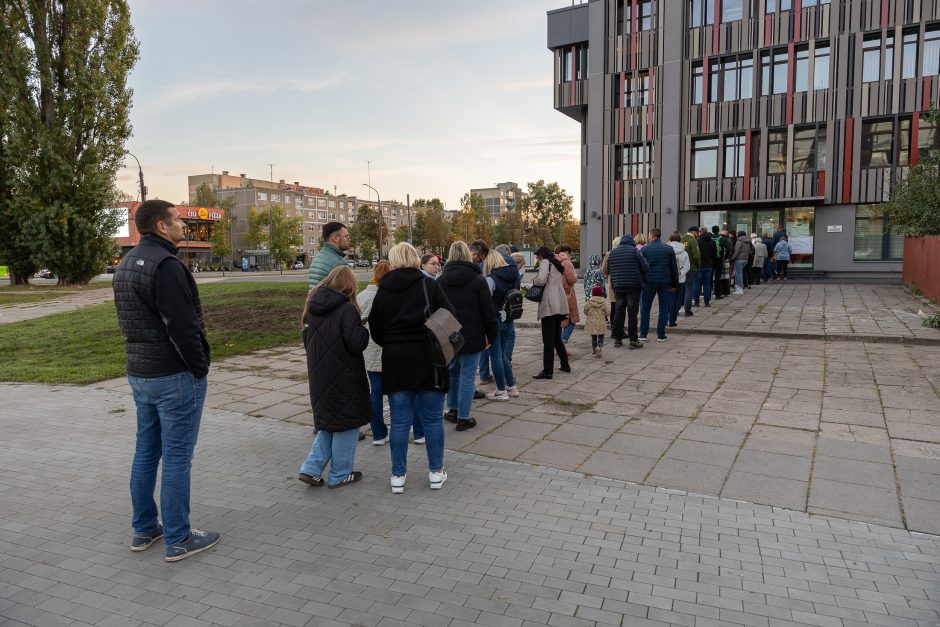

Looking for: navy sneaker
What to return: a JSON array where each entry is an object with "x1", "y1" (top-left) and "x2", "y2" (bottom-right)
[
  {"x1": 130, "y1": 524, "x2": 163, "y2": 552},
  {"x1": 165, "y1": 529, "x2": 220, "y2": 562}
]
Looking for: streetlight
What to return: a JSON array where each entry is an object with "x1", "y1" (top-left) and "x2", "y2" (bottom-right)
[
  {"x1": 125, "y1": 152, "x2": 147, "y2": 201},
  {"x1": 362, "y1": 183, "x2": 382, "y2": 262}
]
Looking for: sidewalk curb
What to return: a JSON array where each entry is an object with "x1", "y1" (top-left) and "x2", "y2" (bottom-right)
[{"x1": 513, "y1": 321, "x2": 940, "y2": 346}]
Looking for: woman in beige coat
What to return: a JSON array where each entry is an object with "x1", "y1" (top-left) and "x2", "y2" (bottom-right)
[
  {"x1": 554, "y1": 245, "x2": 580, "y2": 343},
  {"x1": 531, "y1": 246, "x2": 570, "y2": 379}
]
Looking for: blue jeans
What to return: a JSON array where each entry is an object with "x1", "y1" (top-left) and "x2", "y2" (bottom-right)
[
  {"x1": 490, "y1": 319, "x2": 516, "y2": 391},
  {"x1": 640, "y1": 284, "x2": 673, "y2": 339},
  {"x1": 367, "y1": 371, "x2": 388, "y2": 441},
  {"x1": 734, "y1": 259, "x2": 748, "y2": 290},
  {"x1": 478, "y1": 347, "x2": 491, "y2": 380},
  {"x1": 683, "y1": 274, "x2": 695, "y2": 312},
  {"x1": 694, "y1": 267, "x2": 713, "y2": 305},
  {"x1": 387, "y1": 390, "x2": 445, "y2": 477},
  {"x1": 447, "y1": 352, "x2": 482, "y2": 419},
  {"x1": 560, "y1": 319, "x2": 575, "y2": 342},
  {"x1": 128, "y1": 371, "x2": 208, "y2": 546},
  {"x1": 300, "y1": 428, "x2": 359, "y2": 485},
  {"x1": 669, "y1": 283, "x2": 686, "y2": 326}
]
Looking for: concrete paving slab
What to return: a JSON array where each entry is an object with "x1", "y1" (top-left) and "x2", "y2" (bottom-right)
[{"x1": 721, "y1": 472, "x2": 808, "y2": 511}]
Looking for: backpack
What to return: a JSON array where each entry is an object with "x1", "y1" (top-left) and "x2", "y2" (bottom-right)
[{"x1": 502, "y1": 289, "x2": 524, "y2": 320}]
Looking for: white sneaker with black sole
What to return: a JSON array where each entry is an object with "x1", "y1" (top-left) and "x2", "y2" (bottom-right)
[
  {"x1": 429, "y1": 470, "x2": 447, "y2": 490},
  {"x1": 390, "y1": 475, "x2": 406, "y2": 494}
]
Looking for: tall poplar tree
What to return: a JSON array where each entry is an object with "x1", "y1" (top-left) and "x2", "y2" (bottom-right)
[{"x1": 0, "y1": 0, "x2": 139, "y2": 285}]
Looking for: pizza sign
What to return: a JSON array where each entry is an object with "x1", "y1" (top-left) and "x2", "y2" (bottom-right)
[{"x1": 184, "y1": 207, "x2": 223, "y2": 220}]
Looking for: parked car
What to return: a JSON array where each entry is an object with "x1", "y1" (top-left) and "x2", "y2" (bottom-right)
[
  {"x1": 292, "y1": 261, "x2": 305, "y2": 270},
  {"x1": 346, "y1": 260, "x2": 356, "y2": 267},
  {"x1": 106, "y1": 265, "x2": 117, "y2": 273},
  {"x1": 356, "y1": 260, "x2": 370, "y2": 267},
  {"x1": 35, "y1": 269, "x2": 55, "y2": 279}
]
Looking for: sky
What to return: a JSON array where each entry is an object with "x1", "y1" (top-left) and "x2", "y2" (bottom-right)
[{"x1": 118, "y1": 0, "x2": 581, "y2": 213}]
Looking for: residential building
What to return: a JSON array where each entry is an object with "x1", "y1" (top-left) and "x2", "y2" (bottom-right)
[
  {"x1": 113, "y1": 201, "x2": 226, "y2": 270},
  {"x1": 469, "y1": 182, "x2": 523, "y2": 221},
  {"x1": 189, "y1": 172, "x2": 410, "y2": 267},
  {"x1": 548, "y1": 0, "x2": 940, "y2": 277}
]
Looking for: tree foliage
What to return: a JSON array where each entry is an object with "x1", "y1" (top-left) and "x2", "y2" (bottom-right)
[
  {"x1": 0, "y1": 0, "x2": 140, "y2": 285},
  {"x1": 265, "y1": 206, "x2": 303, "y2": 269},
  {"x1": 453, "y1": 193, "x2": 490, "y2": 242},
  {"x1": 194, "y1": 183, "x2": 235, "y2": 265},
  {"x1": 419, "y1": 205, "x2": 450, "y2": 255},
  {"x1": 350, "y1": 205, "x2": 388, "y2": 256},
  {"x1": 244, "y1": 208, "x2": 266, "y2": 250},
  {"x1": 520, "y1": 180, "x2": 573, "y2": 230},
  {"x1": 561, "y1": 220, "x2": 581, "y2": 252},
  {"x1": 393, "y1": 225, "x2": 410, "y2": 244},
  {"x1": 883, "y1": 109, "x2": 940, "y2": 237}
]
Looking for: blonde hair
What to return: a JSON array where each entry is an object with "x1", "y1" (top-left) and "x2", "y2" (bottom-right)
[
  {"x1": 447, "y1": 240, "x2": 472, "y2": 263},
  {"x1": 302, "y1": 265, "x2": 360, "y2": 325},
  {"x1": 483, "y1": 249, "x2": 507, "y2": 275},
  {"x1": 611, "y1": 236, "x2": 621, "y2": 248},
  {"x1": 635, "y1": 233, "x2": 647, "y2": 245},
  {"x1": 510, "y1": 252, "x2": 525, "y2": 271},
  {"x1": 387, "y1": 242, "x2": 420, "y2": 269},
  {"x1": 370, "y1": 260, "x2": 391, "y2": 285}
]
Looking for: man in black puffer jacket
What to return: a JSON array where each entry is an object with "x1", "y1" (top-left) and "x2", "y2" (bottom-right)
[
  {"x1": 438, "y1": 242, "x2": 498, "y2": 432},
  {"x1": 606, "y1": 234, "x2": 649, "y2": 349},
  {"x1": 113, "y1": 200, "x2": 219, "y2": 563}
]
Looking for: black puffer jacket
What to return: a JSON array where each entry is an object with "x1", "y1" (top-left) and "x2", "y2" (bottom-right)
[
  {"x1": 304, "y1": 286, "x2": 371, "y2": 432},
  {"x1": 698, "y1": 232, "x2": 717, "y2": 264},
  {"x1": 438, "y1": 260, "x2": 498, "y2": 354},
  {"x1": 606, "y1": 235, "x2": 650, "y2": 292},
  {"x1": 370, "y1": 267, "x2": 456, "y2": 393}
]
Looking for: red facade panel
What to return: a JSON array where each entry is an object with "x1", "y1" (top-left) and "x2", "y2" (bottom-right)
[{"x1": 842, "y1": 118, "x2": 854, "y2": 204}]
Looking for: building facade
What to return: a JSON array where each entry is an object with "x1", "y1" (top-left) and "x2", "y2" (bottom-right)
[
  {"x1": 113, "y1": 202, "x2": 226, "y2": 270},
  {"x1": 469, "y1": 182, "x2": 523, "y2": 221},
  {"x1": 189, "y1": 172, "x2": 411, "y2": 267},
  {"x1": 548, "y1": 0, "x2": 940, "y2": 277}
]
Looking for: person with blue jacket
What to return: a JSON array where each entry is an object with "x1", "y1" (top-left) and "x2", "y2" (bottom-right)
[
  {"x1": 606, "y1": 234, "x2": 649, "y2": 349},
  {"x1": 638, "y1": 228, "x2": 679, "y2": 342},
  {"x1": 773, "y1": 235, "x2": 792, "y2": 280}
]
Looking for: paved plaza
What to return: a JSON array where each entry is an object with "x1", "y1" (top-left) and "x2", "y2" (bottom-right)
[{"x1": 1, "y1": 281, "x2": 939, "y2": 626}]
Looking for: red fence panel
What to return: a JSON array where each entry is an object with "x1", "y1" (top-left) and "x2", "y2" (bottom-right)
[{"x1": 903, "y1": 236, "x2": 940, "y2": 303}]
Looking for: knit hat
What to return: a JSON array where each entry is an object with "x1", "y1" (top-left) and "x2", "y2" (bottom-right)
[{"x1": 591, "y1": 285, "x2": 605, "y2": 297}]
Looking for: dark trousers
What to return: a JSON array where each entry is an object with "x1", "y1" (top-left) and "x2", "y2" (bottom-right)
[
  {"x1": 749, "y1": 267, "x2": 762, "y2": 286},
  {"x1": 612, "y1": 290, "x2": 641, "y2": 342},
  {"x1": 669, "y1": 282, "x2": 686, "y2": 325},
  {"x1": 713, "y1": 259, "x2": 724, "y2": 297},
  {"x1": 683, "y1": 273, "x2": 694, "y2": 312},
  {"x1": 540, "y1": 314, "x2": 568, "y2": 374},
  {"x1": 591, "y1": 334, "x2": 604, "y2": 349},
  {"x1": 776, "y1": 260, "x2": 789, "y2": 278}
]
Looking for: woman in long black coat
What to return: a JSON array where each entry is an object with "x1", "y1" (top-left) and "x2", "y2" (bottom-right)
[{"x1": 298, "y1": 266, "x2": 371, "y2": 489}]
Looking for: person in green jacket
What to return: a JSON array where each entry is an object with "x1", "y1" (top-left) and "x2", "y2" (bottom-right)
[
  {"x1": 308, "y1": 222, "x2": 350, "y2": 288},
  {"x1": 680, "y1": 226, "x2": 700, "y2": 315}
]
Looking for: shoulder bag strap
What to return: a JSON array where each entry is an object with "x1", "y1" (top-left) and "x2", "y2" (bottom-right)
[{"x1": 421, "y1": 277, "x2": 433, "y2": 319}]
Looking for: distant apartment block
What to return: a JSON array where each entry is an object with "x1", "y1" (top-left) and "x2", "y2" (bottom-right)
[
  {"x1": 469, "y1": 182, "x2": 523, "y2": 220},
  {"x1": 548, "y1": 0, "x2": 940, "y2": 277},
  {"x1": 188, "y1": 171, "x2": 411, "y2": 266}
]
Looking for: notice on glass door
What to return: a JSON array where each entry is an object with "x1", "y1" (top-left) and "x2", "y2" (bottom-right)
[{"x1": 790, "y1": 235, "x2": 814, "y2": 254}]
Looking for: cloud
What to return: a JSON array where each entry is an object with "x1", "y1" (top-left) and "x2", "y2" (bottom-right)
[{"x1": 142, "y1": 75, "x2": 345, "y2": 112}]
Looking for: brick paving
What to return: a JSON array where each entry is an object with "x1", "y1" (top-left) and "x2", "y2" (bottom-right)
[{"x1": 2, "y1": 384, "x2": 939, "y2": 627}]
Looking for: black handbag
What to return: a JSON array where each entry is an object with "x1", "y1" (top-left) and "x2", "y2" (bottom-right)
[{"x1": 524, "y1": 284, "x2": 544, "y2": 302}]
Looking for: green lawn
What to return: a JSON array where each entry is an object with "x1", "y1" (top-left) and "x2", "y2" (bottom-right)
[
  {"x1": 0, "y1": 282, "x2": 319, "y2": 384},
  {"x1": 0, "y1": 285, "x2": 112, "y2": 306}
]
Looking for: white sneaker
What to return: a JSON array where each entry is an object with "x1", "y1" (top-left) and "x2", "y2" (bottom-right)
[
  {"x1": 390, "y1": 475, "x2": 406, "y2": 494},
  {"x1": 372, "y1": 436, "x2": 389, "y2": 446},
  {"x1": 486, "y1": 390, "x2": 510, "y2": 401},
  {"x1": 413, "y1": 437, "x2": 426, "y2": 444},
  {"x1": 507, "y1": 386, "x2": 520, "y2": 397},
  {"x1": 429, "y1": 470, "x2": 447, "y2": 490},
  {"x1": 734, "y1": 289, "x2": 744, "y2": 295},
  {"x1": 639, "y1": 337, "x2": 648, "y2": 342}
]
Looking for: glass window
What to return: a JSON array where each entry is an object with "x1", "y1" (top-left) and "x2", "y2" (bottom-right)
[
  {"x1": 899, "y1": 118, "x2": 912, "y2": 167},
  {"x1": 862, "y1": 36, "x2": 881, "y2": 82},
  {"x1": 919, "y1": 116, "x2": 940, "y2": 159},
  {"x1": 716, "y1": 55, "x2": 754, "y2": 101},
  {"x1": 689, "y1": 0, "x2": 714, "y2": 27},
  {"x1": 761, "y1": 49, "x2": 789, "y2": 95},
  {"x1": 328, "y1": 200, "x2": 336, "y2": 208},
  {"x1": 724, "y1": 134, "x2": 746, "y2": 177},
  {"x1": 925, "y1": 27, "x2": 940, "y2": 76},
  {"x1": 854, "y1": 207, "x2": 903, "y2": 260},
  {"x1": 885, "y1": 35, "x2": 894, "y2": 80},
  {"x1": 767, "y1": 0, "x2": 793, "y2": 10},
  {"x1": 624, "y1": 70, "x2": 650, "y2": 107},
  {"x1": 814, "y1": 43, "x2": 830, "y2": 90},
  {"x1": 795, "y1": 47, "x2": 810, "y2": 92},
  {"x1": 749, "y1": 131, "x2": 761, "y2": 176},
  {"x1": 618, "y1": 144, "x2": 653, "y2": 180},
  {"x1": 722, "y1": 0, "x2": 743, "y2": 22},
  {"x1": 902, "y1": 31, "x2": 918, "y2": 79},
  {"x1": 317, "y1": 198, "x2": 326, "y2": 207},
  {"x1": 576, "y1": 45, "x2": 588, "y2": 80},
  {"x1": 861, "y1": 119, "x2": 895, "y2": 167},
  {"x1": 793, "y1": 124, "x2": 827, "y2": 172},
  {"x1": 563, "y1": 48, "x2": 573, "y2": 82},
  {"x1": 802, "y1": 0, "x2": 831, "y2": 5},
  {"x1": 257, "y1": 192, "x2": 267, "y2": 201},
  {"x1": 692, "y1": 137, "x2": 719, "y2": 179},
  {"x1": 767, "y1": 128, "x2": 788, "y2": 174},
  {"x1": 638, "y1": 0, "x2": 656, "y2": 30},
  {"x1": 692, "y1": 62, "x2": 704, "y2": 104}
]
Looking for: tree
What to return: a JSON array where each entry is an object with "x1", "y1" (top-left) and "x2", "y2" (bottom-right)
[
  {"x1": 0, "y1": 0, "x2": 140, "y2": 285},
  {"x1": 244, "y1": 208, "x2": 266, "y2": 250},
  {"x1": 882, "y1": 109, "x2": 940, "y2": 237},
  {"x1": 520, "y1": 180, "x2": 574, "y2": 248},
  {"x1": 561, "y1": 220, "x2": 582, "y2": 253},
  {"x1": 421, "y1": 205, "x2": 450, "y2": 256},
  {"x1": 350, "y1": 204, "x2": 388, "y2": 256},
  {"x1": 494, "y1": 209, "x2": 524, "y2": 248},
  {"x1": 195, "y1": 183, "x2": 235, "y2": 267},
  {"x1": 393, "y1": 225, "x2": 410, "y2": 244},
  {"x1": 453, "y1": 193, "x2": 490, "y2": 242},
  {"x1": 266, "y1": 206, "x2": 303, "y2": 269}
]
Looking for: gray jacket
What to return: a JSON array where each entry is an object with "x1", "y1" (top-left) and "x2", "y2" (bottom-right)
[
  {"x1": 357, "y1": 284, "x2": 383, "y2": 372},
  {"x1": 531, "y1": 260, "x2": 569, "y2": 319}
]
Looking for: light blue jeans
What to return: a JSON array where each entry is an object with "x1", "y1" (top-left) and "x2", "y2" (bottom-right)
[
  {"x1": 300, "y1": 428, "x2": 360, "y2": 485},
  {"x1": 447, "y1": 351, "x2": 482, "y2": 419},
  {"x1": 370, "y1": 371, "x2": 422, "y2": 441},
  {"x1": 490, "y1": 320, "x2": 516, "y2": 391},
  {"x1": 734, "y1": 259, "x2": 748, "y2": 290},
  {"x1": 560, "y1": 320, "x2": 575, "y2": 342},
  {"x1": 387, "y1": 390, "x2": 445, "y2": 477},
  {"x1": 128, "y1": 371, "x2": 208, "y2": 546}
]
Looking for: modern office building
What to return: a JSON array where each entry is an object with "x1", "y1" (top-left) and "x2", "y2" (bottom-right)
[
  {"x1": 188, "y1": 172, "x2": 410, "y2": 267},
  {"x1": 548, "y1": 0, "x2": 939, "y2": 277},
  {"x1": 469, "y1": 182, "x2": 524, "y2": 221}
]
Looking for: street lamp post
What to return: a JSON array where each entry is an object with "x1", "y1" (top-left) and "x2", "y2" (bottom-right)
[
  {"x1": 362, "y1": 183, "x2": 382, "y2": 261},
  {"x1": 126, "y1": 152, "x2": 147, "y2": 202}
]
